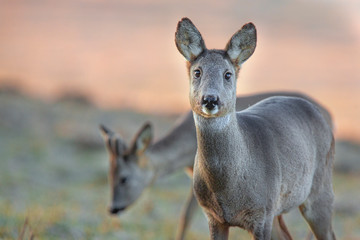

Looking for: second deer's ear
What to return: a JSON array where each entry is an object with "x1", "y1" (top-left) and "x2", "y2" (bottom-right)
[
  {"x1": 175, "y1": 17, "x2": 206, "y2": 62},
  {"x1": 99, "y1": 124, "x2": 114, "y2": 138},
  {"x1": 130, "y1": 122, "x2": 153, "y2": 156},
  {"x1": 99, "y1": 124, "x2": 126, "y2": 156},
  {"x1": 225, "y1": 22, "x2": 257, "y2": 66}
]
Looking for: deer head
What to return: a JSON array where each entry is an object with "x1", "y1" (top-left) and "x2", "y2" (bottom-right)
[
  {"x1": 99, "y1": 123, "x2": 154, "y2": 214},
  {"x1": 175, "y1": 18, "x2": 257, "y2": 118}
]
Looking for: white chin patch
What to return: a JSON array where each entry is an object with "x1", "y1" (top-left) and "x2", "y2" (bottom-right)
[{"x1": 201, "y1": 106, "x2": 219, "y2": 117}]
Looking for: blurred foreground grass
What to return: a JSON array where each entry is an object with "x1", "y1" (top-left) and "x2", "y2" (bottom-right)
[{"x1": 0, "y1": 91, "x2": 359, "y2": 239}]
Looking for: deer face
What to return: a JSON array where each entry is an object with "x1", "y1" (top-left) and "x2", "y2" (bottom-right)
[
  {"x1": 100, "y1": 123, "x2": 153, "y2": 215},
  {"x1": 175, "y1": 18, "x2": 257, "y2": 118},
  {"x1": 188, "y1": 51, "x2": 237, "y2": 118}
]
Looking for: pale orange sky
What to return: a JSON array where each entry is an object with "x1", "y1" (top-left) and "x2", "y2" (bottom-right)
[{"x1": 0, "y1": 0, "x2": 359, "y2": 141}]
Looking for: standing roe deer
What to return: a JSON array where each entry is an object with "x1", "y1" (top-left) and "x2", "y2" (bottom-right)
[
  {"x1": 100, "y1": 94, "x2": 332, "y2": 240},
  {"x1": 175, "y1": 17, "x2": 336, "y2": 240}
]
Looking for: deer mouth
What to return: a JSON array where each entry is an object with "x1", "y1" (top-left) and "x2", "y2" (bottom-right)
[
  {"x1": 191, "y1": 98, "x2": 225, "y2": 118},
  {"x1": 201, "y1": 105, "x2": 220, "y2": 117},
  {"x1": 109, "y1": 206, "x2": 126, "y2": 215}
]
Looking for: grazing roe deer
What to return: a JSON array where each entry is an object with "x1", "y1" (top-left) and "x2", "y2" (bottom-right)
[
  {"x1": 100, "y1": 94, "x2": 332, "y2": 240},
  {"x1": 175, "y1": 17, "x2": 336, "y2": 240}
]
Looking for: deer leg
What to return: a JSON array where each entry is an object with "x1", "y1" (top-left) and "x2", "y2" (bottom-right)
[
  {"x1": 271, "y1": 215, "x2": 293, "y2": 240},
  {"x1": 208, "y1": 217, "x2": 229, "y2": 240},
  {"x1": 305, "y1": 231, "x2": 314, "y2": 240},
  {"x1": 252, "y1": 215, "x2": 273, "y2": 240},
  {"x1": 299, "y1": 198, "x2": 336, "y2": 240},
  {"x1": 175, "y1": 185, "x2": 198, "y2": 240},
  {"x1": 300, "y1": 146, "x2": 336, "y2": 240}
]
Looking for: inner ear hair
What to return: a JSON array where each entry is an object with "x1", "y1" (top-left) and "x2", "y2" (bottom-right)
[
  {"x1": 225, "y1": 22, "x2": 257, "y2": 66},
  {"x1": 107, "y1": 135, "x2": 119, "y2": 156},
  {"x1": 175, "y1": 17, "x2": 206, "y2": 62},
  {"x1": 129, "y1": 122, "x2": 153, "y2": 156}
]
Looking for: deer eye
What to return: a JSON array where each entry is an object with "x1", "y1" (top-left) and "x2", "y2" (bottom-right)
[
  {"x1": 120, "y1": 177, "x2": 128, "y2": 185},
  {"x1": 224, "y1": 71, "x2": 232, "y2": 81},
  {"x1": 193, "y1": 69, "x2": 201, "y2": 79}
]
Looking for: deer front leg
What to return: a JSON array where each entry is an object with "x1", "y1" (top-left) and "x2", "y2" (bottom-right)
[
  {"x1": 252, "y1": 215, "x2": 274, "y2": 240},
  {"x1": 175, "y1": 186, "x2": 198, "y2": 240},
  {"x1": 208, "y1": 217, "x2": 229, "y2": 240},
  {"x1": 271, "y1": 215, "x2": 293, "y2": 240}
]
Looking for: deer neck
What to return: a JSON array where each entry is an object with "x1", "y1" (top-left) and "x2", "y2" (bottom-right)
[
  {"x1": 146, "y1": 113, "x2": 197, "y2": 180},
  {"x1": 194, "y1": 111, "x2": 243, "y2": 154},
  {"x1": 193, "y1": 111, "x2": 247, "y2": 186}
]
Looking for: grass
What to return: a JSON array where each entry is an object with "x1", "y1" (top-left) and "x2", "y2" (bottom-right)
[{"x1": 0, "y1": 92, "x2": 359, "y2": 239}]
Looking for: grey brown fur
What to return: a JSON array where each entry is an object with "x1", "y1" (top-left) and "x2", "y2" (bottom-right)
[{"x1": 175, "y1": 17, "x2": 336, "y2": 240}]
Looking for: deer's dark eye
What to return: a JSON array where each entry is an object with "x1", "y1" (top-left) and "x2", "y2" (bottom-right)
[
  {"x1": 120, "y1": 177, "x2": 128, "y2": 185},
  {"x1": 193, "y1": 69, "x2": 201, "y2": 79},
  {"x1": 224, "y1": 71, "x2": 232, "y2": 81}
]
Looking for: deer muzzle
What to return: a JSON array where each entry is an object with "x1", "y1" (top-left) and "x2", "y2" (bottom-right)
[
  {"x1": 109, "y1": 206, "x2": 126, "y2": 215},
  {"x1": 201, "y1": 95, "x2": 219, "y2": 111}
]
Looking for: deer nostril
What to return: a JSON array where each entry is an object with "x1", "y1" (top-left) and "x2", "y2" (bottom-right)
[{"x1": 201, "y1": 95, "x2": 219, "y2": 111}]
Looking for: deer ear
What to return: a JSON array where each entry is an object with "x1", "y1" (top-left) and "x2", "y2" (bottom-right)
[
  {"x1": 130, "y1": 122, "x2": 153, "y2": 156},
  {"x1": 99, "y1": 124, "x2": 126, "y2": 156},
  {"x1": 175, "y1": 17, "x2": 206, "y2": 61},
  {"x1": 225, "y1": 22, "x2": 257, "y2": 66},
  {"x1": 99, "y1": 124, "x2": 114, "y2": 137}
]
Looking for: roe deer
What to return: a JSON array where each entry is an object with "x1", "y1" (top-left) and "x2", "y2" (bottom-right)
[
  {"x1": 100, "y1": 94, "x2": 332, "y2": 240},
  {"x1": 175, "y1": 17, "x2": 336, "y2": 240}
]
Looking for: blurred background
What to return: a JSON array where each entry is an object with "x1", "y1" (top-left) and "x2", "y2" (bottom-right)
[{"x1": 0, "y1": 0, "x2": 359, "y2": 239}]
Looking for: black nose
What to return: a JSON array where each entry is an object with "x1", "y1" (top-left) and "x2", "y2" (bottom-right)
[
  {"x1": 109, "y1": 206, "x2": 126, "y2": 215},
  {"x1": 201, "y1": 95, "x2": 219, "y2": 111}
]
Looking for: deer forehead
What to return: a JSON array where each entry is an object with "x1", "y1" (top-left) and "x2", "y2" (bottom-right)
[
  {"x1": 191, "y1": 51, "x2": 234, "y2": 73},
  {"x1": 112, "y1": 157, "x2": 130, "y2": 172}
]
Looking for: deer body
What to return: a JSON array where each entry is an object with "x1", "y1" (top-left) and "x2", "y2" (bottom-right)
[
  {"x1": 146, "y1": 113, "x2": 196, "y2": 178},
  {"x1": 100, "y1": 91, "x2": 331, "y2": 240},
  {"x1": 193, "y1": 97, "x2": 332, "y2": 233},
  {"x1": 175, "y1": 18, "x2": 336, "y2": 240}
]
